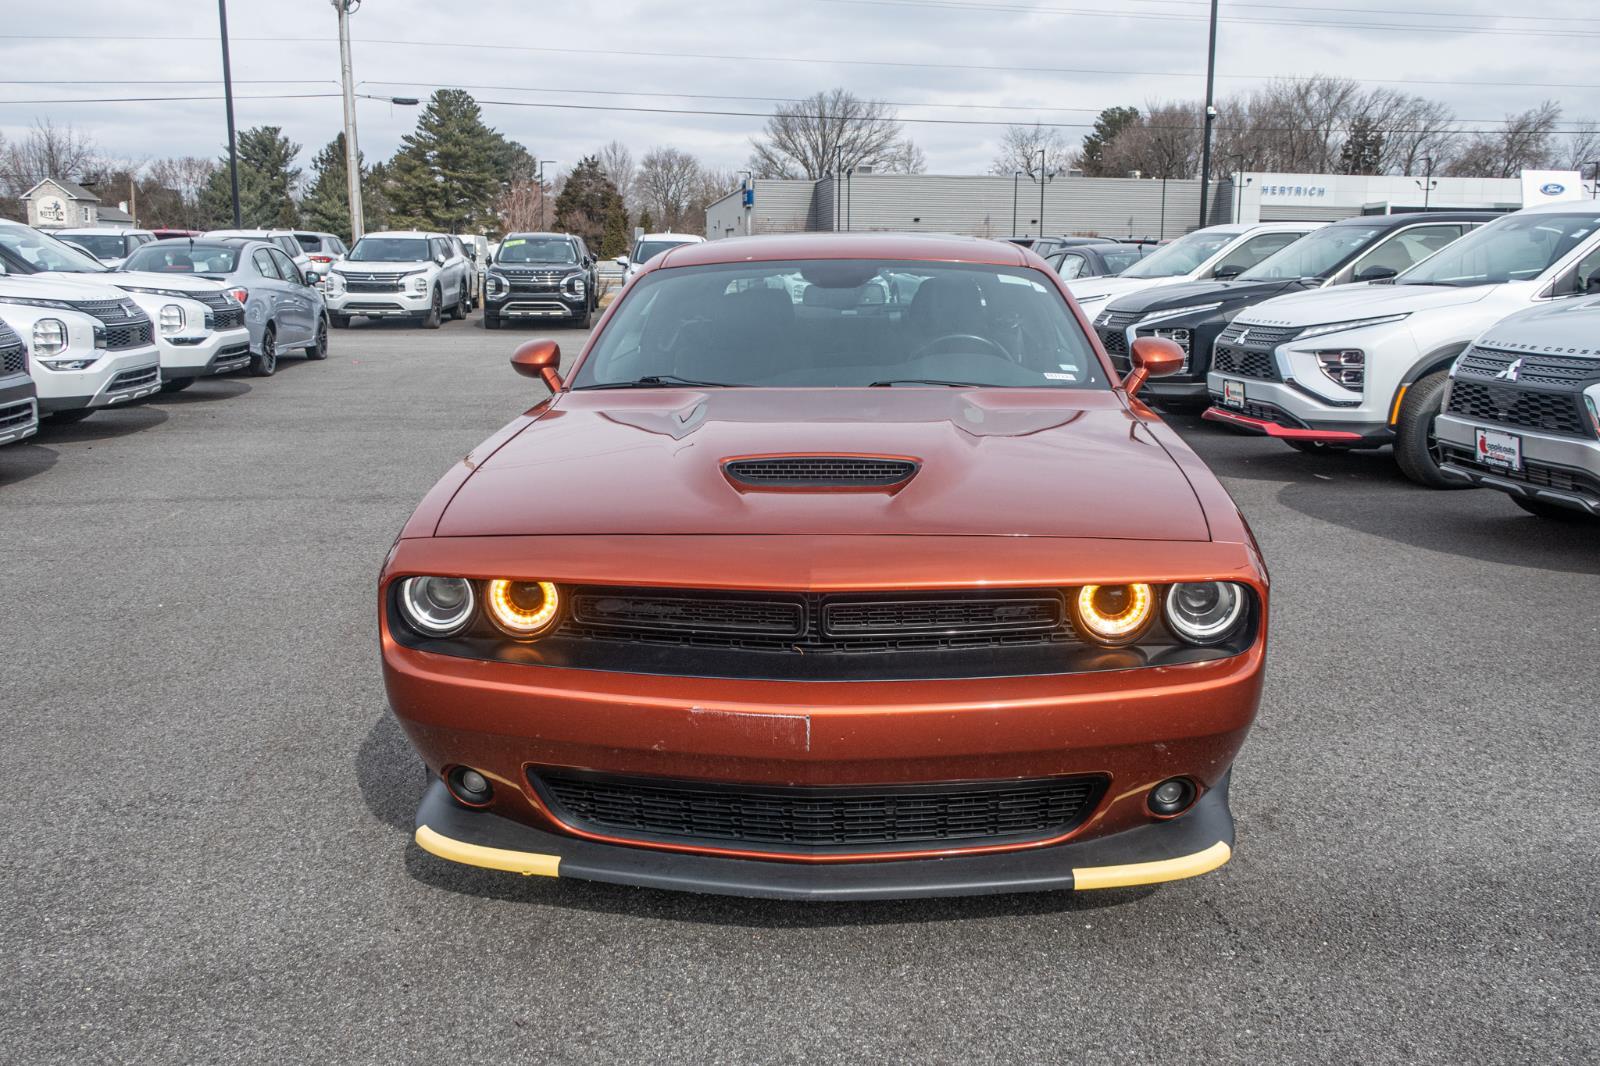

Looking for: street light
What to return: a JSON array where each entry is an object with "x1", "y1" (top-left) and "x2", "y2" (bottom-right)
[
  {"x1": 217, "y1": 0, "x2": 241, "y2": 227},
  {"x1": 1229, "y1": 157, "x2": 1252, "y2": 222},
  {"x1": 1029, "y1": 150, "x2": 1057, "y2": 238},
  {"x1": 1414, "y1": 156, "x2": 1437, "y2": 211},
  {"x1": 1012, "y1": 170, "x2": 1021, "y2": 236},
  {"x1": 1585, "y1": 160, "x2": 1600, "y2": 200},
  {"x1": 1197, "y1": 0, "x2": 1221, "y2": 226},
  {"x1": 538, "y1": 160, "x2": 557, "y2": 229}
]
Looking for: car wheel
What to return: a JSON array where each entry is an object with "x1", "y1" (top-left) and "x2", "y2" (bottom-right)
[
  {"x1": 251, "y1": 325, "x2": 279, "y2": 377},
  {"x1": 47, "y1": 409, "x2": 96, "y2": 423},
  {"x1": 455, "y1": 283, "x2": 470, "y2": 320},
  {"x1": 330, "y1": 313, "x2": 350, "y2": 329},
  {"x1": 484, "y1": 313, "x2": 501, "y2": 330},
  {"x1": 160, "y1": 377, "x2": 195, "y2": 393},
  {"x1": 1512, "y1": 496, "x2": 1599, "y2": 523},
  {"x1": 306, "y1": 317, "x2": 329, "y2": 360},
  {"x1": 422, "y1": 288, "x2": 442, "y2": 329},
  {"x1": 1393, "y1": 371, "x2": 1467, "y2": 488}
]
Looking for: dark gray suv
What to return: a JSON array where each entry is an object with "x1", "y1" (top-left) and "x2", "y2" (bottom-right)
[{"x1": 483, "y1": 233, "x2": 597, "y2": 329}]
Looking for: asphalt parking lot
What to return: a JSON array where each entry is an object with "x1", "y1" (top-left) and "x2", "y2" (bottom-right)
[{"x1": 2, "y1": 311, "x2": 1596, "y2": 1065}]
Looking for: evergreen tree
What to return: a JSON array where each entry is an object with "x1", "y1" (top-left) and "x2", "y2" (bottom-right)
[
  {"x1": 198, "y1": 125, "x2": 301, "y2": 228},
  {"x1": 1339, "y1": 117, "x2": 1385, "y2": 175},
  {"x1": 300, "y1": 133, "x2": 363, "y2": 240},
  {"x1": 364, "y1": 160, "x2": 394, "y2": 232},
  {"x1": 553, "y1": 156, "x2": 629, "y2": 257},
  {"x1": 386, "y1": 90, "x2": 520, "y2": 233},
  {"x1": 1079, "y1": 107, "x2": 1140, "y2": 177}
]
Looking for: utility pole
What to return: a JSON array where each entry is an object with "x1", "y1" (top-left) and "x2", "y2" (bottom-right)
[
  {"x1": 1012, "y1": 170, "x2": 1020, "y2": 235},
  {"x1": 1030, "y1": 150, "x2": 1056, "y2": 238},
  {"x1": 1415, "y1": 156, "x2": 1437, "y2": 211},
  {"x1": 1589, "y1": 161, "x2": 1600, "y2": 199},
  {"x1": 1197, "y1": 0, "x2": 1220, "y2": 227},
  {"x1": 333, "y1": 0, "x2": 365, "y2": 240},
  {"x1": 538, "y1": 160, "x2": 556, "y2": 229},
  {"x1": 217, "y1": 0, "x2": 241, "y2": 227}
]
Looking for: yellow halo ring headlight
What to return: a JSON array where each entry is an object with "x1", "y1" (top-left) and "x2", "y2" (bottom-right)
[
  {"x1": 485, "y1": 580, "x2": 561, "y2": 639},
  {"x1": 1072, "y1": 583, "x2": 1155, "y2": 646}
]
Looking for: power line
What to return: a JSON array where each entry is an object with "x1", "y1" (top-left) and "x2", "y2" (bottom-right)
[
  {"x1": 0, "y1": 78, "x2": 334, "y2": 85},
  {"x1": 0, "y1": 92, "x2": 340, "y2": 104},
  {"x1": 915, "y1": 0, "x2": 1600, "y2": 22}
]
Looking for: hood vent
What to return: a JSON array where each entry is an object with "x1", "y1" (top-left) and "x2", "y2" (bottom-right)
[{"x1": 722, "y1": 455, "x2": 920, "y2": 492}]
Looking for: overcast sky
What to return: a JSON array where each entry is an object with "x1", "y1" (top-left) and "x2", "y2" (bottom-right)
[{"x1": 2, "y1": 0, "x2": 1597, "y2": 181}]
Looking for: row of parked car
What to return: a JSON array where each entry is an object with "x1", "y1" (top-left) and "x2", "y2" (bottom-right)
[{"x1": 1044, "y1": 203, "x2": 1600, "y2": 522}]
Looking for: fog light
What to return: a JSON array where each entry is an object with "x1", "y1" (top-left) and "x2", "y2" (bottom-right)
[
  {"x1": 447, "y1": 765, "x2": 493, "y2": 806},
  {"x1": 1149, "y1": 777, "x2": 1197, "y2": 816}
]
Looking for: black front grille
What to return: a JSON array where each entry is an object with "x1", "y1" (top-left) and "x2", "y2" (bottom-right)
[
  {"x1": 189, "y1": 292, "x2": 246, "y2": 331},
  {"x1": 532, "y1": 769, "x2": 1107, "y2": 853},
  {"x1": 572, "y1": 591, "x2": 805, "y2": 637},
  {"x1": 339, "y1": 271, "x2": 404, "y2": 293},
  {"x1": 507, "y1": 269, "x2": 567, "y2": 292},
  {"x1": 1097, "y1": 327, "x2": 1129, "y2": 361},
  {"x1": 1442, "y1": 445, "x2": 1600, "y2": 497},
  {"x1": 1218, "y1": 322, "x2": 1298, "y2": 347},
  {"x1": 71, "y1": 299, "x2": 152, "y2": 350},
  {"x1": 107, "y1": 365, "x2": 159, "y2": 393},
  {"x1": 1, "y1": 342, "x2": 24, "y2": 375},
  {"x1": 1446, "y1": 380, "x2": 1589, "y2": 437},
  {"x1": 1213, "y1": 343, "x2": 1280, "y2": 381},
  {"x1": 103, "y1": 322, "x2": 154, "y2": 351},
  {"x1": 212, "y1": 306, "x2": 245, "y2": 331},
  {"x1": 823, "y1": 595, "x2": 1062, "y2": 637},
  {"x1": 0, "y1": 400, "x2": 34, "y2": 429},
  {"x1": 724, "y1": 455, "x2": 917, "y2": 488},
  {"x1": 1214, "y1": 396, "x2": 1309, "y2": 427}
]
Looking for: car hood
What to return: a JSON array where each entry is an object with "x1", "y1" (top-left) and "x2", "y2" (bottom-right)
[
  {"x1": 36, "y1": 269, "x2": 224, "y2": 295},
  {"x1": 1477, "y1": 294, "x2": 1600, "y2": 352},
  {"x1": 435, "y1": 389, "x2": 1212, "y2": 541},
  {"x1": 0, "y1": 273, "x2": 132, "y2": 302},
  {"x1": 336, "y1": 261, "x2": 430, "y2": 274},
  {"x1": 1233, "y1": 281, "x2": 1494, "y2": 326},
  {"x1": 1107, "y1": 277, "x2": 1308, "y2": 316},
  {"x1": 1068, "y1": 274, "x2": 1185, "y2": 304}
]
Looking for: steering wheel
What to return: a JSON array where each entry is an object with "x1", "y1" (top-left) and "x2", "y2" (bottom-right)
[{"x1": 912, "y1": 333, "x2": 1010, "y2": 360}]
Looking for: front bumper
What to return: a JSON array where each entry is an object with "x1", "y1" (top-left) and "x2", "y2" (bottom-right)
[
  {"x1": 327, "y1": 288, "x2": 433, "y2": 319},
  {"x1": 34, "y1": 347, "x2": 162, "y2": 412},
  {"x1": 158, "y1": 327, "x2": 252, "y2": 379},
  {"x1": 0, "y1": 376, "x2": 38, "y2": 445},
  {"x1": 486, "y1": 290, "x2": 587, "y2": 320},
  {"x1": 1436, "y1": 412, "x2": 1600, "y2": 516},
  {"x1": 413, "y1": 773, "x2": 1235, "y2": 900}
]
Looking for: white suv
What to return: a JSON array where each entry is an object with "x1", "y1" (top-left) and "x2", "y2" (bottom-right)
[
  {"x1": 616, "y1": 232, "x2": 706, "y2": 285},
  {"x1": 0, "y1": 274, "x2": 162, "y2": 421},
  {"x1": 323, "y1": 231, "x2": 470, "y2": 328},
  {"x1": 1068, "y1": 223, "x2": 1323, "y2": 309},
  {"x1": 1435, "y1": 296, "x2": 1600, "y2": 521},
  {"x1": 1205, "y1": 202, "x2": 1600, "y2": 486}
]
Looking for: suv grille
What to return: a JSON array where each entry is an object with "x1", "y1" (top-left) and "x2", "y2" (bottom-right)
[
  {"x1": 723, "y1": 455, "x2": 917, "y2": 488},
  {"x1": 1218, "y1": 322, "x2": 1298, "y2": 347},
  {"x1": 0, "y1": 325, "x2": 24, "y2": 375},
  {"x1": 531, "y1": 770, "x2": 1107, "y2": 853},
  {"x1": 1447, "y1": 347, "x2": 1600, "y2": 437},
  {"x1": 107, "y1": 365, "x2": 159, "y2": 393},
  {"x1": 1093, "y1": 310, "x2": 1138, "y2": 362},
  {"x1": 70, "y1": 299, "x2": 152, "y2": 350},
  {"x1": 339, "y1": 271, "x2": 404, "y2": 292},
  {"x1": 506, "y1": 269, "x2": 569, "y2": 292},
  {"x1": 0, "y1": 399, "x2": 34, "y2": 430},
  {"x1": 1213, "y1": 344, "x2": 1280, "y2": 380},
  {"x1": 191, "y1": 290, "x2": 246, "y2": 331}
]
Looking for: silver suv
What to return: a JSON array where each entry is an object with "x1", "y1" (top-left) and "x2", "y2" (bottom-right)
[
  {"x1": 0, "y1": 318, "x2": 38, "y2": 446},
  {"x1": 1436, "y1": 296, "x2": 1600, "y2": 520}
]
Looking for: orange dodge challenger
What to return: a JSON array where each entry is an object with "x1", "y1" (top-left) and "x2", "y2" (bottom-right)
[{"x1": 381, "y1": 233, "x2": 1268, "y2": 900}]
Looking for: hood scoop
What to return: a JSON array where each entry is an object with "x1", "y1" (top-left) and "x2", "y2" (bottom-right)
[{"x1": 722, "y1": 454, "x2": 920, "y2": 493}]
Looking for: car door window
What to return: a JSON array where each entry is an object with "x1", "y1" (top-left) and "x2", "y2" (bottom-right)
[
  {"x1": 253, "y1": 249, "x2": 282, "y2": 280},
  {"x1": 268, "y1": 248, "x2": 302, "y2": 283},
  {"x1": 1056, "y1": 253, "x2": 1086, "y2": 280},
  {"x1": 1211, "y1": 231, "x2": 1305, "y2": 276},
  {"x1": 1548, "y1": 244, "x2": 1600, "y2": 297},
  {"x1": 1351, "y1": 225, "x2": 1464, "y2": 278}
]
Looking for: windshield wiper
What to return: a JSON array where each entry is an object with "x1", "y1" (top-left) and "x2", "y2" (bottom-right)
[
  {"x1": 869, "y1": 378, "x2": 982, "y2": 387},
  {"x1": 577, "y1": 374, "x2": 740, "y2": 390}
]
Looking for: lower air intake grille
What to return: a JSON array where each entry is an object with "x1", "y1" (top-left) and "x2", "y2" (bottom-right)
[
  {"x1": 1, "y1": 343, "x2": 23, "y2": 375},
  {"x1": 1213, "y1": 344, "x2": 1280, "y2": 381},
  {"x1": 531, "y1": 770, "x2": 1107, "y2": 853},
  {"x1": 723, "y1": 455, "x2": 917, "y2": 489}
]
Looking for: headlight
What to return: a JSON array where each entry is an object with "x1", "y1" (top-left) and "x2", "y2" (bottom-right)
[
  {"x1": 1164, "y1": 582, "x2": 1247, "y2": 645},
  {"x1": 562, "y1": 272, "x2": 587, "y2": 297},
  {"x1": 1295, "y1": 313, "x2": 1409, "y2": 341},
  {"x1": 486, "y1": 272, "x2": 508, "y2": 297},
  {"x1": 398, "y1": 576, "x2": 476, "y2": 637},
  {"x1": 409, "y1": 275, "x2": 428, "y2": 294},
  {"x1": 326, "y1": 272, "x2": 346, "y2": 291},
  {"x1": 1140, "y1": 327, "x2": 1191, "y2": 357},
  {"x1": 32, "y1": 318, "x2": 68, "y2": 357},
  {"x1": 1584, "y1": 393, "x2": 1600, "y2": 438},
  {"x1": 159, "y1": 304, "x2": 185, "y2": 335},
  {"x1": 1315, "y1": 349, "x2": 1364, "y2": 390},
  {"x1": 1137, "y1": 302, "x2": 1222, "y2": 325},
  {"x1": 1071, "y1": 584, "x2": 1154, "y2": 646},
  {"x1": 485, "y1": 579, "x2": 561, "y2": 639}
]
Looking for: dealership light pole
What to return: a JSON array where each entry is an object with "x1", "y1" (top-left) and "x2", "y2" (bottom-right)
[
  {"x1": 1415, "y1": 156, "x2": 1437, "y2": 211},
  {"x1": 1585, "y1": 160, "x2": 1599, "y2": 199},
  {"x1": 1031, "y1": 150, "x2": 1056, "y2": 238},
  {"x1": 216, "y1": 0, "x2": 241, "y2": 227},
  {"x1": 1197, "y1": 0, "x2": 1221, "y2": 227},
  {"x1": 332, "y1": 0, "x2": 366, "y2": 239},
  {"x1": 538, "y1": 160, "x2": 556, "y2": 229}
]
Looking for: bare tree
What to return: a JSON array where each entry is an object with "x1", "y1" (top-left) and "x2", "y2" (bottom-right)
[
  {"x1": 596, "y1": 139, "x2": 635, "y2": 211},
  {"x1": 635, "y1": 147, "x2": 703, "y2": 231},
  {"x1": 1100, "y1": 102, "x2": 1201, "y2": 178},
  {"x1": 748, "y1": 89, "x2": 922, "y2": 179},
  {"x1": 0, "y1": 118, "x2": 103, "y2": 195},
  {"x1": 1556, "y1": 120, "x2": 1600, "y2": 173},
  {"x1": 1445, "y1": 101, "x2": 1561, "y2": 178},
  {"x1": 989, "y1": 124, "x2": 1077, "y2": 178}
]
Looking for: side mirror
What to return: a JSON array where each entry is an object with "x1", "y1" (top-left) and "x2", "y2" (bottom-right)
[
  {"x1": 1122, "y1": 336, "x2": 1185, "y2": 397},
  {"x1": 615, "y1": 255, "x2": 630, "y2": 268},
  {"x1": 1355, "y1": 264, "x2": 1398, "y2": 281},
  {"x1": 304, "y1": 269, "x2": 319, "y2": 286},
  {"x1": 511, "y1": 338, "x2": 563, "y2": 392},
  {"x1": 1212, "y1": 264, "x2": 1243, "y2": 280},
  {"x1": 1586, "y1": 274, "x2": 1600, "y2": 294}
]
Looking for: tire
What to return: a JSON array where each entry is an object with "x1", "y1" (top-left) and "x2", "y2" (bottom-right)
[
  {"x1": 160, "y1": 377, "x2": 195, "y2": 393},
  {"x1": 454, "y1": 283, "x2": 470, "y2": 321},
  {"x1": 484, "y1": 313, "x2": 501, "y2": 330},
  {"x1": 251, "y1": 325, "x2": 279, "y2": 377},
  {"x1": 1512, "y1": 496, "x2": 1600, "y2": 523},
  {"x1": 330, "y1": 313, "x2": 350, "y2": 329},
  {"x1": 47, "y1": 408, "x2": 95, "y2": 423},
  {"x1": 574, "y1": 303, "x2": 592, "y2": 330},
  {"x1": 1393, "y1": 371, "x2": 1468, "y2": 489},
  {"x1": 422, "y1": 288, "x2": 442, "y2": 329},
  {"x1": 1286, "y1": 439, "x2": 1352, "y2": 454},
  {"x1": 305, "y1": 317, "x2": 329, "y2": 360}
]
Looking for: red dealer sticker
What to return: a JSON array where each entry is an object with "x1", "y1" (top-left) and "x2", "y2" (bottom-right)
[{"x1": 1476, "y1": 427, "x2": 1522, "y2": 472}]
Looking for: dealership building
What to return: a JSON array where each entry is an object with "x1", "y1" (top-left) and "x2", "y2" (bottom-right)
[{"x1": 705, "y1": 169, "x2": 1584, "y2": 241}]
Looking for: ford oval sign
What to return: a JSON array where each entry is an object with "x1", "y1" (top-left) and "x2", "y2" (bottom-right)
[{"x1": 1541, "y1": 182, "x2": 1566, "y2": 195}]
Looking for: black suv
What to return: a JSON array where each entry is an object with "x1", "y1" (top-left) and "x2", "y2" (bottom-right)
[
  {"x1": 1091, "y1": 211, "x2": 1497, "y2": 409},
  {"x1": 484, "y1": 232, "x2": 598, "y2": 329}
]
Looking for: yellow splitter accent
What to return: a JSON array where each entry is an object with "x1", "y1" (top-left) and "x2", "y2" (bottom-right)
[{"x1": 415, "y1": 824, "x2": 561, "y2": 878}]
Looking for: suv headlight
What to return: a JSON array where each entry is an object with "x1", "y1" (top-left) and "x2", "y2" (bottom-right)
[
  {"x1": 159, "y1": 304, "x2": 186, "y2": 335},
  {"x1": 326, "y1": 271, "x2": 346, "y2": 292},
  {"x1": 562, "y1": 272, "x2": 586, "y2": 298},
  {"x1": 409, "y1": 275, "x2": 428, "y2": 294},
  {"x1": 33, "y1": 318, "x2": 69, "y2": 357},
  {"x1": 1296, "y1": 313, "x2": 1409, "y2": 341},
  {"x1": 486, "y1": 271, "x2": 508, "y2": 298}
]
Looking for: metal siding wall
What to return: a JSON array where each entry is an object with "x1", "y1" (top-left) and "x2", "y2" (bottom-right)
[
  {"x1": 1260, "y1": 205, "x2": 1358, "y2": 222},
  {"x1": 752, "y1": 180, "x2": 817, "y2": 234}
]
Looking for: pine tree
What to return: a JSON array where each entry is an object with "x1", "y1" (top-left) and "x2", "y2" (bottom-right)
[
  {"x1": 1080, "y1": 107, "x2": 1140, "y2": 177},
  {"x1": 386, "y1": 90, "x2": 523, "y2": 233},
  {"x1": 198, "y1": 126, "x2": 301, "y2": 227},
  {"x1": 300, "y1": 133, "x2": 362, "y2": 240},
  {"x1": 1339, "y1": 118, "x2": 1385, "y2": 175},
  {"x1": 553, "y1": 156, "x2": 629, "y2": 257}
]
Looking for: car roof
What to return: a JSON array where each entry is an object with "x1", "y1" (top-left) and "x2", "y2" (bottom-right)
[
  {"x1": 358, "y1": 230, "x2": 442, "y2": 239},
  {"x1": 1324, "y1": 211, "x2": 1502, "y2": 229},
  {"x1": 503, "y1": 231, "x2": 576, "y2": 240},
  {"x1": 638, "y1": 232, "x2": 705, "y2": 242},
  {"x1": 149, "y1": 237, "x2": 269, "y2": 252},
  {"x1": 658, "y1": 232, "x2": 1029, "y2": 269},
  {"x1": 54, "y1": 226, "x2": 153, "y2": 236},
  {"x1": 1514, "y1": 200, "x2": 1600, "y2": 215}
]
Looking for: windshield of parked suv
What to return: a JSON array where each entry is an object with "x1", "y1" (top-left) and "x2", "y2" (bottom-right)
[
  {"x1": 0, "y1": 223, "x2": 110, "y2": 274},
  {"x1": 633, "y1": 240, "x2": 693, "y2": 265},
  {"x1": 573, "y1": 260, "x2": 1106, "y2": 390},
  {"x1": 123, "y1": 243, "x2": 241, "y2": 273},
  {"x1": 60, "y1": 233, "x2": 130, "y2": 260},
  {"x1": 1240, "y1": 225, "x2": 1385, "y2": 281},
  {"x1": 1398, "y1": 212, "x2": 1600, "y2": 287},
  {"x1": 348, "y1": 237, "x2": 430, "y2": 263},
  {"x1": 1100, "y1": 248, "x2": 1147, "y2": 273},
  {"x1": 1117, "y1": 229, "x2": 1235, "y2": 278},
  {"x1": 497, "y1": 237, "x2": 577, "y2": 264}
]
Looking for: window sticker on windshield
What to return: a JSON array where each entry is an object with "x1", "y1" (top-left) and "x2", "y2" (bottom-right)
[
  {"x1": 1045, "y1": 371, "x2": 1078, "y2": 381},
  {"x1": 502, "y1": 239, "x2": 526, "y2": 247}
]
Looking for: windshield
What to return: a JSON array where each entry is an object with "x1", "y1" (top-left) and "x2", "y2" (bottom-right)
[
  {"x1": 123, "y1": 244, "x2": 241, "y2": 274},
  {"x1": 1118, "y1": 230, "x2": 1236, "y2": 279},
  {"x1": 1241, "y1": 225, "x2": 1385, "y2": 281},
  {"x1": 1100, "y1": 248, "x2": 1146, "y2": 274},
  {"x1": 497, "y1": 237, "x2": 576, "y2": 264},
  {"x1": 0, "y1": 223, "x2": 110, "y2": 274},
  {"x1": 348, "y1": 237, "x2": 430, "y2": 263},
  {"x1": 1399, "y1": 212, "x2": 1600, "y2": 287},
  {"x1": 61, "y1": 233, "x2": 130, "y2": 260},
  {"x1": 633, "y1": 240, "x2": 692, "y2": 265},
  {"x1": 573, "y1": 259, "x2": 1106, "y2": 390}
]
